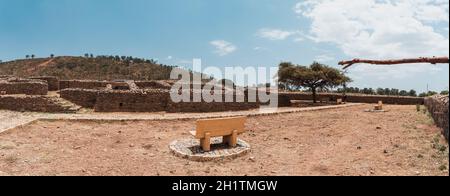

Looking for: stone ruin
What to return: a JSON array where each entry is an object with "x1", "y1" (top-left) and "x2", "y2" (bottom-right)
[
  {"x1": 0, "y1": 76, "x2": 48, "y2": 95},
  {"x1": 0, "y1": 75, "x2": 429, "y2": 114},
  {"x1": 59, "y1": 80, "x2": 265, "y2": 113},
  {"x1": 0, "y1": 76, "x2": 80, "y2": 113},
  {"x1": 425, "y1": 95, "x2": 449, "y2": 142}
]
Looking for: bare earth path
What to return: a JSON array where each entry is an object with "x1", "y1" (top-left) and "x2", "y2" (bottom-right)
[{"x1": 0, "y1": 105, "x2": 448, "y2": 176}]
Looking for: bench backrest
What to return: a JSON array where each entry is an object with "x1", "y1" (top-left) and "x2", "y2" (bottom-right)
[{"x1": 195, "y1": 117, "x2": 247, "y2": 138}]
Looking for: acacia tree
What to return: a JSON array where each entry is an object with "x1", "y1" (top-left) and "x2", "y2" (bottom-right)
[{"x1": 278, "y1": 62, "x2": 352, "y2": 103}]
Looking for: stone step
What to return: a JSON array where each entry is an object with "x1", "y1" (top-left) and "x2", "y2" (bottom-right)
[{"x1": 48, "y1": 97, "x2": 82, "y2": 113}]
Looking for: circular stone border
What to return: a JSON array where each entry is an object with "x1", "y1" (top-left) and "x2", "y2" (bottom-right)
[{"x1": 169, "y1": 138, "x2": 251, "y2": 162}]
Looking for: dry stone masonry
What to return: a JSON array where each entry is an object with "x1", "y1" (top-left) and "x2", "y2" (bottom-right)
[
  {"x1": 425, "y1": 95, "x2": 449, "y2": 142},
  {"x1": 0, "y1": 75, "x2": 431, "y2": 114},
  {"x1": 0, "y1": 77, "x2": 48, "y2": 95}
]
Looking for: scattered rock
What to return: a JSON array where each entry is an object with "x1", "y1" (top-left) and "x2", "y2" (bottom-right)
[
  {"x1": 142, "y1": 144, "x2": 153, "y2": 150},
  {"x1": 376, "y1": 126, "x2": 382, "y2": 130},
  {"x1": 383, "y1": 150, "x2": 389, "y2": 154},
  {"x1": 129, "y1": 144, "x2": 135, "y2": 148},
  {"x1": 357, "y1": 146, "x2": 362, "y2": 150},
  {"x1": 73, "y1": 146, "x2": 83, "y2": 150},
  {"x1": 417, "y1": 154, "x2": 424, "y2": 158},
  {"x1": 249, "y1": 157, "x2": 256, "y2": 162}
]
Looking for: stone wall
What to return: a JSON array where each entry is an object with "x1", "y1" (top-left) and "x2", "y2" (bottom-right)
[
  {"x1": 0, "y1": 78, "x2": 48, "y2": 95},
  {"x1": 29, "y1": 76, "x2": 60, "y2": 91},
  {"x1": 59, "y1": 80, "x2": 110, "y2": 90},
  {"x1": 279, "y1": 92, "x2": 424, "y2": 105},
  {"x1": 0, "y1": 95, "x2": 72, "y2": 112},
  {"x1": 60, "y1": 88, "x2": 99, "y2": 108},
  {"x1": 60, "y1": 80, "x2": 173, "y2": 90},
  {"x1": 425, "y1": 95, "x2": 449, "y2": 142},
  {"x1": 94, "y1": 89, "x2": 170, "y2": 112},
  {"x1": 166, "y1": 90, "x2": 260, "y2": 113},
  {"x1": 135, "y1": 81, "x2": 172, "y2": 90},
  {"x1": 59, "y1": 87, "x2": 262, "y2": 113}
]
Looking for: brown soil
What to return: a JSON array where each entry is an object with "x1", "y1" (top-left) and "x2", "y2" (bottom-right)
[{"x1": 0, "y1": 105, "x2": 448, "y2": 176}]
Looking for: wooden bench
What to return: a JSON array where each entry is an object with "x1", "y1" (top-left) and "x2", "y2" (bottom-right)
[
  {"x1": 190, "y1": 117, "x2": 247, "y2": 152},
  {"x1": 374, "y1": 101, "x2": 383, "y2": 110}
]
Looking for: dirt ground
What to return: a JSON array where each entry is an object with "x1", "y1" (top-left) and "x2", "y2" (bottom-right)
[{"x1": 0, "y1": 104, "x2": 448, "y2": 176}]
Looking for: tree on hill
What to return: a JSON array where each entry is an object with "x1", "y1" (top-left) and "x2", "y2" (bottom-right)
[
  {"x1": 31, "y1": 54, "x2": 35, "y2": 59},
  {"x1": 419, "y1": 91, "x2": 438, "y2": 97},
  {"x1": 440, "y1": 90, "x2": 449, "y2": 95},
  {"x1": 26, "y1": 55, "x2": 30, "y2": 59},
  {"x1": 409, "y1": 89, "x2": 417, "y2": 97},
  {"x1": 278, "y1": 62, "x2": 351, "y2": 103},
  {"x1": 399, "y1": 90, "x2": 408, "y2": 96},
  {"x1": 50, "y1": 54, "x2": 55, "y2": 58}
]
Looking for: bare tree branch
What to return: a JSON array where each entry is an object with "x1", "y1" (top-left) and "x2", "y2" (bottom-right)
[{"x1": 339, "y1": 57, "x2": 449, "y2": 69}]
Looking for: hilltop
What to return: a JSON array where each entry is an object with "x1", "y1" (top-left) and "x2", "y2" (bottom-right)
[{"x1": 0, "y1": 56, "x2": 174, "y2": 80}]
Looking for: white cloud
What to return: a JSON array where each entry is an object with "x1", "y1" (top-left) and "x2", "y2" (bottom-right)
[
  {"x1": 167, "y1": 56, "x2": 173, "y2": 60},
  {"x1": 253, "y1": 46, "x2": 269, "y2": 51},
  {"x1": 257, "y1": 28, "x2": 297, "y2": 40},
  {"x1": 295, "y1": 0, "x2": 449, "y2": 79},
  {"x1": 315, "y1": 54, "x2": 335, "y2": 62},
  {"x1": 210, "y1": 40, "x2": 237, "y2": 56}
]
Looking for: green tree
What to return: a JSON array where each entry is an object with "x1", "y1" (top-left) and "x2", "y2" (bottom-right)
[
  {"x1": 384, "y1": 88, "x2": 391, "y2": 95},
  {"x1": 409, "y1": 89, "x2": 417, "y2": 97},
  {"x1": 440, "y1": 90, "x2": 449, "y2": 95},
  {"x1": 31, "y1": 54, "x2": 35, "y2": 59},
  {"x1": 278, "y1": 62, "x2": 351, "y2": 103},
  {"x1": 399, "y1": 90, "x2": 408, "y2": 96},
  {"x1": 376, "y1": 88, "x2": 385, "y2": 95}
]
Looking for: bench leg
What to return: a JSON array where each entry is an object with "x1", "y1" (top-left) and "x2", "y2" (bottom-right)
[
  {"x1": 200, "y1": 132, "x2": 211, "y2": 152},
  {"x1": 226, "y1": 130, "x2": 238, "y2": 147}
]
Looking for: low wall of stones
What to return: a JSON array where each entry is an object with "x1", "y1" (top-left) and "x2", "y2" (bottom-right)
[
  {"x1": 166, "y1": 89, "x2": 261, "y2": 113},
  {"x1": 94, "y1": 90, "x2": 170, "y2": 112},
  {"x1": 60, "y1": 88, "x2": 99, "y2": 108},
  {"x1": 59, "y1": 88, "x2": 262, "y2": 113},
  {"x1": 0, "y1": 79, "x2": 48, "y2": 95},
  {"x1": 279, "y1": 92, "x2": 424, "y2": 105},
  {"x1": 59, "y1": 80, "x2": 110, "y2": 90},
  {"x1": 0, "y1": 95, "x2": 69, "y2": 112},
  {"x1": 60, "y1": 80, "x2": 173, "y2": 90},
  {"x1": 29, "y1": 76, "x2": 59, "y2": 91},
  {"x1": 135, "y1": 81, "x2": 172, "y2": 90},
  {"x1": 425, "y1": 95, "x2": 449, "y2": 142}
]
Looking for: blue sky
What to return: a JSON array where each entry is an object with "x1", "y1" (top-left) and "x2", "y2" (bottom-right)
[{"x1": 0, "y1": 0, "x2": 449, "y2": 92}]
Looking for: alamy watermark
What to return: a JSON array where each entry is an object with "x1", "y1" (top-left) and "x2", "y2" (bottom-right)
[{"x1": 170, "y1": 59, "x2": 279, "y2": 111}]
